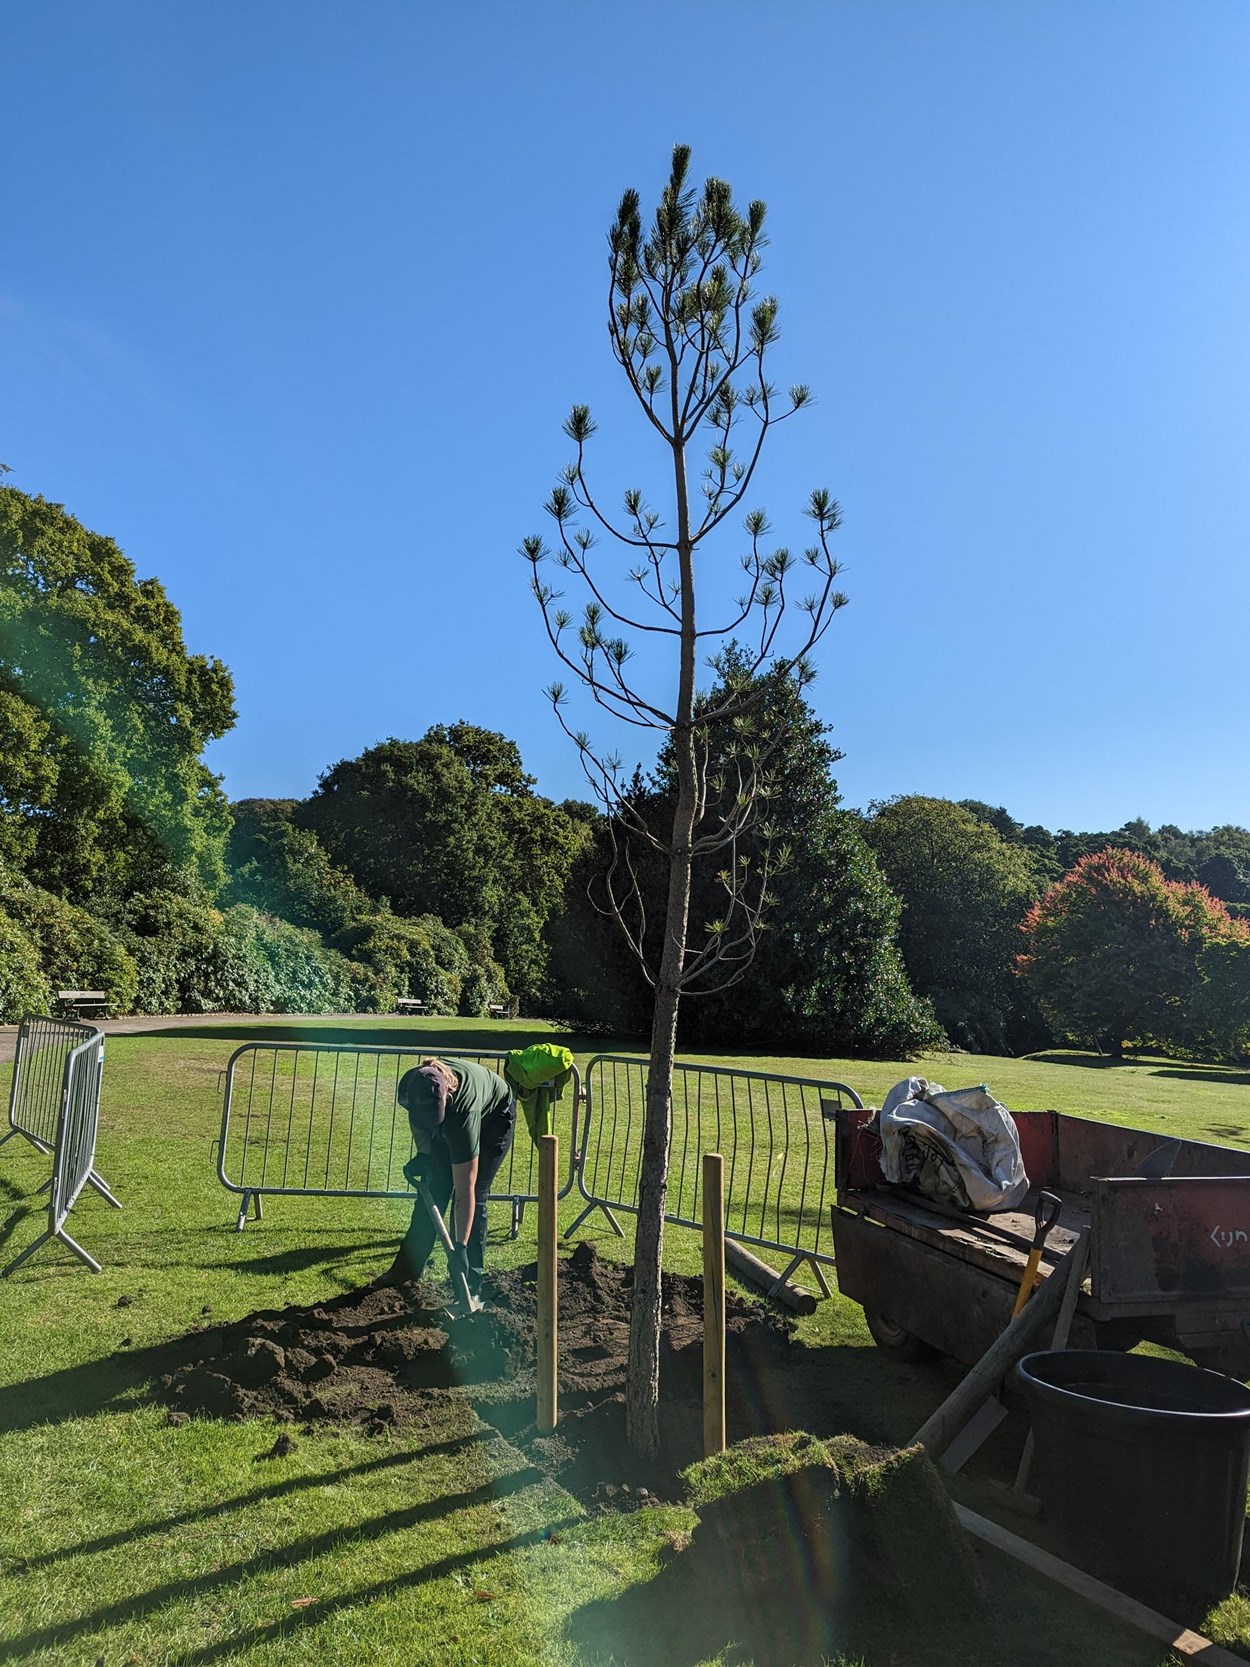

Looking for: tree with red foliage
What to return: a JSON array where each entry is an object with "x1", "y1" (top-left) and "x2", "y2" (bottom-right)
[{"x1": 1018, "y1": 847, "x2": 1250, "y2": 1058}]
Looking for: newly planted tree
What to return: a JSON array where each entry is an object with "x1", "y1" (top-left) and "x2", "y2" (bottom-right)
[{"x1": 523, "y1": 146, "x2": 846, "y2": 1455}]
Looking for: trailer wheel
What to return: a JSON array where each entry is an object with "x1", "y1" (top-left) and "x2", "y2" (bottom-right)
[{"x1": 864, "y1": 1308, "x2": 937, "y2": 1363}]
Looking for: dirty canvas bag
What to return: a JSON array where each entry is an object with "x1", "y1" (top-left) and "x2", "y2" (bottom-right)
[{"x1": 877, "y1": 1077, "x2": 1028, "y2": 1213}]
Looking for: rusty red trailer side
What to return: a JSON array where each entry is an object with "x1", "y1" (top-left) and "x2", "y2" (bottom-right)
[{"x1": 831, "y1": 1106, "x2": 1250, "y2": 1376}]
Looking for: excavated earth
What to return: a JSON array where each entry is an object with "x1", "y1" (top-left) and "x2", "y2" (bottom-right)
[
  {"x1": 152, "y1": 1244, "x2": 990, "y2": 1663},
  {"x1": 153, "y1": 1241, "x2": 808, "y2": 1497}
]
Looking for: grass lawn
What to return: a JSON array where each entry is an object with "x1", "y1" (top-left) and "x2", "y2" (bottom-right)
[{"x1": 0, "y1": 1014, "x2": 1246, "y2": 1665}]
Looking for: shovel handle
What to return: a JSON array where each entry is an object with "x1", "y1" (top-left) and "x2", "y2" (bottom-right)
[{"x1": 417, "y1": 1181, "x2": 478, "y2": 1314}]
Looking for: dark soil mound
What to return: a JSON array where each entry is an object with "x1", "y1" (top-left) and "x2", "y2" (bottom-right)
[{"x1": 153, "y1": 1241, "x2": 797, "y2": 1487}]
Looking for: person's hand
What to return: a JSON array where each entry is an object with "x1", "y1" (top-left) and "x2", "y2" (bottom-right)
[{"x1": 402, "y1": 1152, "x2": 430, "y2": 1188}]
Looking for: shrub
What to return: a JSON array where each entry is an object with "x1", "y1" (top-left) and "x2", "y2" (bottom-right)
[
  {"x1": 221, "y1": 907, "x2": 355, "y2": 1014},
  {"x1": 1018, "y1": 848, "x2": 1250, "y2": 1059},
  {"x1": 333, "y1": 913, "x2": 464, "y2": 1014},
  {"x1": 0, "y1": 865, "x2": 138, "y2": 1013},
  {"x1": 0, "y1": 907, "x2": 52, "y2": 1021},
  {"x1": 113, "y1": 889, "x2": 264, "y2": 1014},
  {"x1": 454, "y1": 922, "x2": 510, "y2": 1016}
]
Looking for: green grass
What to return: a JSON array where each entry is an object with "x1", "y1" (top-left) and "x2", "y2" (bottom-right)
[{"x1": 0, "y1": 1015, "x2": 1245, "y2": 1665}]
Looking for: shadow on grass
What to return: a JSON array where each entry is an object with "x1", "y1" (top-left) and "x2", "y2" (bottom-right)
[
  {"x1": 1152, "y1": 1068, "x2": 1250, "y2": 1089},
  {"x1": 1023, "y1": 1050, "x2": 1250, "y2": 1087},
  {"x1": 12, "y1": 1433, "x2": 481, "y2": 1574},
  {"x1": 126, "y1": 1020, "x2": 622, "y2": 1055},
  {"x1": 0, "y1": 1461, "x2": 561, "y2": 1665},
  {"x1": 154, "y1": 1514, "x2": 580, "y2": 1667}
]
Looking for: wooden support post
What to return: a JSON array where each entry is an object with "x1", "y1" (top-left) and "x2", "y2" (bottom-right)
[
  {"x1": 910, "y1": 1234, "x2": 1076, "y2": 1457},
  {"x1": 537, "y1": 1134, "x2": 558, "y2": 1434},
  {"x1": 703, "y1": 1151, "x2": 726, "y2": 1457}
]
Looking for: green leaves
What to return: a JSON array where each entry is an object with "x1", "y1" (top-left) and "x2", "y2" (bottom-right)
[{"x1": 0, "y1": 486, "x2": 235, "y2": 899}]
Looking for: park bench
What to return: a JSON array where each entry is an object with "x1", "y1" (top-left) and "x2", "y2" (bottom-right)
[
  {"x1": 395, "y1": 998, "x2": 427, "y2": 1015},
  {"x1": 487, "y1": 1003, "x2": 507, "y2": 1019},
  {"x1": 55, "y1": 990, "x2": 109, "y2": 1020}
]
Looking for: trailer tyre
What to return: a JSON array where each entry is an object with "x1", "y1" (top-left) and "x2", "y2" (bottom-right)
[{"x1": 864, "y1": 1308, "x2": 938, "y2": 1363}]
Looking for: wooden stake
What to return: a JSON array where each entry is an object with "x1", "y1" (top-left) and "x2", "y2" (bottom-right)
[
  {"x1": 537, "y1": 1133, "x2": 558, "y2": 1434},
  {"x1": 703, "y1": 1151, "x2": 726, "y2": 1457},
  {"x1": 954, "y1": 1506, "x2": 1244, "y2": 1666}
]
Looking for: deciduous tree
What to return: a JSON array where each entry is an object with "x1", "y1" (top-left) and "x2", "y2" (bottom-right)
[
  {"x1": 866, "y1": 796, "x2": 1048, "y2": 1052},
  {"x1": 0, "y1": 485, "x2": 235, "y2": 900},
  {"x1": 1017, "y1": 847, "x2": 1250, "y2": 1057}
]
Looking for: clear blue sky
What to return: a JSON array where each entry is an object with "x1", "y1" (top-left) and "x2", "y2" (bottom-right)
[{"x1": 3, "y1": 1, "x2": 1248, "y2": 833}]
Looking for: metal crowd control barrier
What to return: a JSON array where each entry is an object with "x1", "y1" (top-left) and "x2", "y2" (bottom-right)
[
  {"x1": 568, "y1": 1055, "x2": 863, "y2": 1296},
  {"x1": 0, "y1": 1014, "x2": 117, "y2": 1204},
  {"x1": 3, "y1": 1022, "x2": 120, "y2": 1275},
  {"x1": 216, "y1": 1042, "x2": 582, "y2": 1233}
]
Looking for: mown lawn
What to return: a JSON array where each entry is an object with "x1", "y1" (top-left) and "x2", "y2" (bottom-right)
[{"x1": 0, "y1": 1015, "x2": 1245, "y2": 1665}]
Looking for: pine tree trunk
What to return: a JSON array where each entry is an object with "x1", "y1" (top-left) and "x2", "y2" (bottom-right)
[
  {"x1": 625, "y1": 789, "x2": 695, "y2": 1456},
  {"x1": 625, "y1": 413, "x2": 698, "y2": 1459}
]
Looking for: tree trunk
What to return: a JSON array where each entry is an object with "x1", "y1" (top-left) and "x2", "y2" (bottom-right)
[
  {"x1": 625, "y1": 415, "x2": 698, "y2": 1458},
  {"x1": 625, "y1": 727, "x2": 699, "y2": 1456}
]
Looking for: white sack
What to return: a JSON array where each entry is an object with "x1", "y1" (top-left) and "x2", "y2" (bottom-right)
[{"x1": 877, "y1": 1077, "x2": 1029, "y2": 1213}]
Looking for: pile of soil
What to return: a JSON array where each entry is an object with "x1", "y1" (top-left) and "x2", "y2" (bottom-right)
[
  {"x1": 154, "y1": 1241, "x2": 800, "y2": 1492},
  {"x1": 153, "y1": 1248, "x2": 988, "y2": 1662}
]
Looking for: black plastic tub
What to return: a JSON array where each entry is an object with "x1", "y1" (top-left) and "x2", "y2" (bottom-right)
[{"x1": 1015, "y1": 1349, "x2": 1250, "y2": 1607}]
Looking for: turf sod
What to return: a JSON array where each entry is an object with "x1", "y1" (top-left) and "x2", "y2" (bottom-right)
[{"x1": 0, "y1": 1015, "x2": 1245, "y2": 1665}]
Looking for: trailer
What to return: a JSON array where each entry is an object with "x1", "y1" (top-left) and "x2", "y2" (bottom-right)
[{"x1": 830, "y1": 1105, "x2": 1250, "y2": 1378}]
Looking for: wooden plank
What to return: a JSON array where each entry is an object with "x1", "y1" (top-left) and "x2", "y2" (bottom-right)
[
  {"x1": 725, "y1": 1238, "x2": 817, "y2": 1314},
  {"x1": 910, "y1": 1236, "x2": 1076, "y2": 1456},
  {"x1": 954, "y1": 1505, "x2": 1245, "y2": 1666},
  {"x1": 854, "y1": 1190, "x2": 1086, "y2": 1283},
  {"x1": 702, "y1": 1152, "x2": 726, "y2": 1457},
  {"x1": 536, "y1": 1134, "x2": 558, "y2": 1434}
]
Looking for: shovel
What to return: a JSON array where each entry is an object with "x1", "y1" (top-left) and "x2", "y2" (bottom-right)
[{"x1": 413, "y1": 1177, "x2": 485, "y2": 1319}]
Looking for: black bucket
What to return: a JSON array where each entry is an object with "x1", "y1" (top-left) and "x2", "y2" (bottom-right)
[{"x1": 1015, "y1": 1350, "x2": 1250, "y2": 1607}]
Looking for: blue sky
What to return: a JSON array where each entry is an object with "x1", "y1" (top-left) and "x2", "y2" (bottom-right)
[{"x1": 3, "y1": 1, "x2": 1248, "y2": 833}]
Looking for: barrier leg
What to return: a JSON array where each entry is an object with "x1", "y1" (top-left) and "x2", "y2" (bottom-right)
[
  {"x1": 87, "y1": 1170, "x2": 122, "y2": 1209},
  {"x1": 2, "y1": 1228, "x2": 55, "y2": 1277},
  {"x1": 563, "y1": 1199, "x2": 625, "y2": 1240},
  {"x1": 254, "y1": 1192, "x2": 264, "y2": 1221},
  {"x1": 54, "y1": 1228, "x2": 102, "y2": 1274},
  {"x1": 807, "y1": 1255, "x2": 832, "y2": 1299},
  {"x1": 235, "y1": 1190, "x2": 253, "y2": 1232}
]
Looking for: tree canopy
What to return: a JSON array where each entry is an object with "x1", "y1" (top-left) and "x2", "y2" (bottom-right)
[
  {"x1": 1017, "y1": 847, "x2": 1250, "y2": 1057},
  {"x1": 294, "y1": 723, "x2": 589, "y2": 1001},
  {"x1": 865, "y1": 796, "x2": 1049, "y2": 1052},
  {"x1": 0, "y1": 485, "x2": 235, "y2": 899}
]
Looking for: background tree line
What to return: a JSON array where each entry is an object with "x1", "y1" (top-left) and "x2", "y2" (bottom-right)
[{"x1": 4, "y1": 480, "x2": 1250, "y2": 1062}]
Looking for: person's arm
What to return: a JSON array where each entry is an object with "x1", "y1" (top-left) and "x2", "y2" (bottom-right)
[{"x1": 451, "y1": 1156, "x2": 478, "y2": 1249}]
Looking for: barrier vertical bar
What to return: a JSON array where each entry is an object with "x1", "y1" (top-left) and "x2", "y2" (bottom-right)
[
  {"x1": 703, "y1": 1150, "x2": 726, "y2": 1457},
  {"x1": 537, "y1": 1133, "x2": 558, "y2": 1434}
]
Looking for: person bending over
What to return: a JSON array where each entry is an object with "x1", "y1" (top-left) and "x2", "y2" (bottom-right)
[{"x1": 382, "y1": 1057, "x2": 515, "y2": 1294}]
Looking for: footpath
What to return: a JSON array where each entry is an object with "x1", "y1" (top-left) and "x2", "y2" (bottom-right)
[{"x1": 0, "y1": 1012, "x2": 367, "y2": 1066}]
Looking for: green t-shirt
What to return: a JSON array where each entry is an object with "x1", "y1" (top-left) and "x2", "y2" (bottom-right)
[{"x1": 436, "y1": 1058, "x2": 512, "y2": 1164}]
